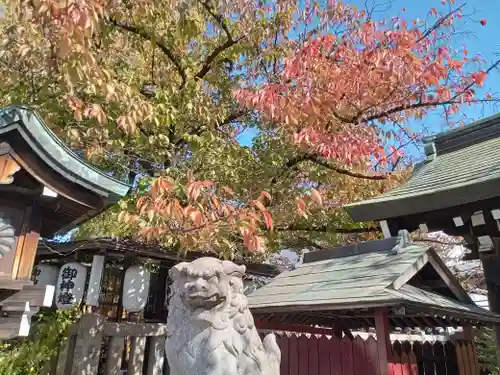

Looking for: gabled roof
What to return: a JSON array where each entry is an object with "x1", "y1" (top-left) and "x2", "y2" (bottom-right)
[
  {"x1": 0, "y1": 105, "x2": 131, "y2": 236},
  {"x1": 344, "y1": 113, "x2": 500, "y2": 222},
  {"x1": 248, "y1": 238, "x2": 500, "y2": 328},
  {"x1": 0, "y1": 106, "x2": 130, "y2": 200},
  {"x1": 36, "y1": 237, "x2": 281, "y2": 278}
]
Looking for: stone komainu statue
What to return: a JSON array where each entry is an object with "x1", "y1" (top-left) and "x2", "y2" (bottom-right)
[{"x1": 165, "y1": 257, "x2": 281, "y2": 375}]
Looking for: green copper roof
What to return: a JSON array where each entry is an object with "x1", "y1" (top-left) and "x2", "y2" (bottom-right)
[
  {"x1": 0, "y1": 105, "x2": 130, "y2": 201},
  {"x1": 345, "y1": 113, "x2": 500, "y2": 222},
  {"x1": 248, "y1": 243, "x2": 500, "y2": 323}
]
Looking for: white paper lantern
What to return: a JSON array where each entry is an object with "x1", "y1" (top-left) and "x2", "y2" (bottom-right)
[
  {"x1": 55, "y1": 262, "x2": 88, "y2": 309},
  {"x1": 122, "y1": 266, "x2": 151, "y2": 312},
  {"x1": 33, "y1": 264, "x2": 59, "y2": 287}
]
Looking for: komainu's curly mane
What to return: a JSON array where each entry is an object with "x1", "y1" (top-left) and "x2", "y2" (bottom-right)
[{"x1": 165, "y1": 257, "x2": 281, "y2": 375}]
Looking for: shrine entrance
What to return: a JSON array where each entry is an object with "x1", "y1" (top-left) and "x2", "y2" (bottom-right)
[
  {"x1": 345, "y1": 113, "x2": 500, "y2": 366},
  {"x1": 0, "y1": 105, "x2": 130, "y2": 338}
]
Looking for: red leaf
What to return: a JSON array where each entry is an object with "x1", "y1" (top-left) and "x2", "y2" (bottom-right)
[
  {"x1": 472, "y1": 71, "x2": 487, "y2": 86},
  {"x1": 262, "y1": 211, "x2": 273, "y2": 231},
  {"x1": 297, "y1": 199, "x2": 307, "y2": 218},
  {"x1": 480, "y1": 19, "x2": 487, "y2": 26}
]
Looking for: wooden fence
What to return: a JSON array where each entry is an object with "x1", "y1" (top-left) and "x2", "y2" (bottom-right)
[
  {"x1": 276, "y1": 333, "x2": 481, "y2": 375},
  {"x1": 47, "y1": 314, "x2": 481, "y2": 375}
]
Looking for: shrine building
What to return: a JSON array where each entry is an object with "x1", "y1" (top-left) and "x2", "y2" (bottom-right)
[{"x1": 344, "y1": 112, "x2": 500, "y2": 363}]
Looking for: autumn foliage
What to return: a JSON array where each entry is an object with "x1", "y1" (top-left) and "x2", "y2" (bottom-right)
[
  {"x1": 121, "y1": 175, "x2": 274, "y2": 253},
  {"x1": 234, "y1": 3, "x2": 491, "y2": 168},
  {"x1": 0, "y1": 0, "x2": 496, "y2": 255}
]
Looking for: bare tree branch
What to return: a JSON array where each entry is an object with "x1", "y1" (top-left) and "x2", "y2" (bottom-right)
[
  {"x1": 362, "y1": 89, "x2": 500, "y2": 125},
  {"x1": 174, "y1": 108, "x2": 250, "y2": 146},
  {"x1": 416, "y1": 4, "x2": 466, "y2": 44},
  {"x1": 108, "y1": 17, "x2": 188, "y2": 89},
  {"x1": 195, "y1": 37, "x2": 246, "y2": 80},
  {"x1": 198, "y1": 0, "x2": 232, "y2": 39},
  {"x1": 194, "y1": 0, "x2": 246, "y2": 80},
  {"x1": 286, "y1": 153, "x2": 390, "y2": 180},
  {"x1": 276, "y1": 223, "x2": 378, "y2": 233},
  {"x1": 219, "y1": 108, "x2": 250, "y2": 126}
]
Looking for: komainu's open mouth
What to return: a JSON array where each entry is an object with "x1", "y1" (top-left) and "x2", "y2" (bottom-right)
[{"x1": 183, "y1": 293, "x2": 226, "y2": 308}]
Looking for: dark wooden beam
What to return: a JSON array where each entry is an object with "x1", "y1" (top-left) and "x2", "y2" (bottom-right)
[
  {"x1": 375, "y1": 308, "x2": 391, "y2": 375},
  {"x1": 5, "y1": 133, "x2": 105, "y2": 210},
  {"x1": 387, "y1": 196, "x2": 500, "y2": 238},
  {"x1": 481, "y1": 253, "x2": 500, "y2": 366},
  {"x1": 254, "y1": 320, "x2": 335, "y2": 335}
]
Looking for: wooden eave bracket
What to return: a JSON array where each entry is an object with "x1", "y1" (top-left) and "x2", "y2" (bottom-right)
[
  {"x1": 390, "y1": 229, "x2": 412, "y2": 255},
  {"x1": 0, "y1": 154, "x2": 20, "y2": 184}
]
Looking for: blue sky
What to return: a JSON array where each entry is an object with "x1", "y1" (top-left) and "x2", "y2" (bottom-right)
[{"x1": 236, "y1": 0, "x2": 500, "y2": 161}]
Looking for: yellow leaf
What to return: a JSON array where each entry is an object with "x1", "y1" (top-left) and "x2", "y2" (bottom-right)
[
  {"x1": 147, "y1": 209, "x2": 155, "y2": 221},
  {"x1": 59, "y1": 34, "x2": 71, "y2": 57},
  {"x1": 310, "y1": 188, "x2": 323, "y2": 207},
  {"x1": 74, "y1": 110, "x2": 83, "y2": 122}
]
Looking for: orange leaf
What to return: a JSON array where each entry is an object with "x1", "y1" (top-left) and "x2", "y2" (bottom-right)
[
  {"x1": 262, "y1": 211, "x2": 273, "y2": 231},
  {"x1": 189, "y1": 209, "x2": 204, "y2": 227},
  {"x1": 139, "y1": 201, "x2": 150, "y2": 215},
  {"x1": 310, "y1": 188, "x2": 323, "y2": 207},
  {"x1": 136, "y1": 196, "x2": 147, "y2": 210},
  {"x1": 172, "y1": 200, "x2": 184, "y2": 221},
  {"x1": 157, "y1": 177, "x2": 174, "y2": 193},
  {"x1": 258, "y1": 191, "x2": 273, "y2": 203},
  {"x1": 183, "y1": 205, "x2": 197, "y2": 218},
  {"x1": 252, "y1": 200, "x2": 267, "y2": 212},
  {"x1": 297, "y1": 199, "x2": 307, "y2": 218},
  {"x1": 472, "y1": 71, "x2": 487, "y2": 86},
  {"x1": 187, "y1": 182, "x2": 202, "y2": 201},
  {"x1": 222, "y1": 187, "x2": 234, "y2": 196},
  {"x1": 210, "y1": 195, "x2": 223, "y2": 215}
]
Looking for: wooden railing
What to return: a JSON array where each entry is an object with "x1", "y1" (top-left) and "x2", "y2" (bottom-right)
[
  {"x1": 51, "y1": 314, "x2": 168, "y2": 375},
  {"x1": 276, "y1": 333, "x2": 481, "y2": 375},
  {"x1": 46, "y1": 314, "x2": 482, "y2": 375}
]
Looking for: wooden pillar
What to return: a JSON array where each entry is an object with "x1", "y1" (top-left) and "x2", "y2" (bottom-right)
[
  {"x1": 128, "y1": 336, "x2": 147, "y2": 375},
  {"x1": 85, "y1": 255, "x2": 105, "y2": 309},
  {"x1": 152, "y1": 262, "x2": 169, "y2": 319},
  {"x1": 12, "y1": 201, "x2": 42, "y2": 280},
  {"x1": 463, "y1": 323, "x2": 474, "y2": 341},
  {"x1": 147, "y1": 336, "x2": 165, "y2": 375},
  {"x1": 56, "y1": 334, "x2": 77, "y2": 375},
  {"x1": 106, "y1": 336, "x2": 125, "y2": 375},
  {"x1": 480, "y1": 255, "x2": 500, "y2": 367},
  {"x1": 71, "y1": 314, "x2": 105, "y2": 375},
  {"x1": 375, "y1": 308, "x2": 392, "y2": 375}
]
